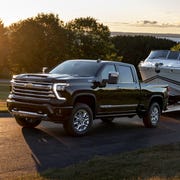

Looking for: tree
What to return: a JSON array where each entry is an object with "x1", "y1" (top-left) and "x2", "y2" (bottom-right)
[
  {"x1": 171, "y1": 43, "x2": 180, "y2": 51},
  {"x1": 0, "y1": 20, "x2": 9, "y2": 78},
  {"x1": 8, "y1": 13, "x2": 67, "y2": 74},
  {"x1": 66, "y1": 17, "x2": 119, "y2": 60}
]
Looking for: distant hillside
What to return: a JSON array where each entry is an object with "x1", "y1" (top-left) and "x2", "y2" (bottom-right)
[{"x1": 111, "y1": 32, "x2": 180, "y2": 42}]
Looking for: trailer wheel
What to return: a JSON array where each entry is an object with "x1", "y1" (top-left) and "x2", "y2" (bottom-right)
[{"x1": 143, "y1": 102, "x2": 160, "y2": 128}]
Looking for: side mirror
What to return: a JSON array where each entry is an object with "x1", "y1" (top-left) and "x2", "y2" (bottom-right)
[{"x1": 108, "y1": 72, "x2": 119, "y2": 84}]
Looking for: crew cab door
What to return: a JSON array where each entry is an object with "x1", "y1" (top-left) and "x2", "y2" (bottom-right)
[
  {"x1": 96, "y1": 64, "x2": 140, "y2": 115},
  {"x1": 96, "y1": 64, "x2": 119, "y2": 114},
  {"x1": 115, "y1": 65, "x2": 140, "y2": 112}
]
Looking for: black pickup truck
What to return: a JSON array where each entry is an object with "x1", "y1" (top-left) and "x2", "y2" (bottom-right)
[{"x1": 7, "y1": 59, "x2": 168, "y2": 136}]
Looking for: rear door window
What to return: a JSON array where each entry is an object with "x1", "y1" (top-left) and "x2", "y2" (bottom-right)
[{"x1": 117, "y1": 65, "x2": 134, "y2": 83}]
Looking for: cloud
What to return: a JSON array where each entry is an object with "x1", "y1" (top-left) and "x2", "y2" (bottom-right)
[
  {"x1": 137, "y1": 20, "x2": 158, "y2": 25},
  {"x1": 105, "y1": 20, "x2": 180, "y2": 28},
  {"x1": 161, "y1": 23, "x2": 180, "y2": 28},
  {"x1": 104, "y1": 20, "x2": 180, "y2": 33},
  {"x1": 135, "y1": 20, "x2": 180, "y2": 28}
]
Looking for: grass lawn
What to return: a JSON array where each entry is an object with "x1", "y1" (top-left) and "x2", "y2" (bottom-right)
[
  {"x1": 17, "y1": 142, "x2": 180, "y2": 180},
  {"x1": 0, "y1": 101, "x2": 7, "y2": 112},
  {"x1": 0, "y1": 82, "x2": 10, "y2": 112}
]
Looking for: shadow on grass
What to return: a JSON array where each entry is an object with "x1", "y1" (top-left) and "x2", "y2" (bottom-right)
[
  {"x1": 21, "y1": 118, "x2": 161, "y2": 172},
  {"x1": 40, "y1": 142, "x2": 180, "y2": 180},
  {"x1": 20, "y1": 116, "x2": 180, "y2": 179}
]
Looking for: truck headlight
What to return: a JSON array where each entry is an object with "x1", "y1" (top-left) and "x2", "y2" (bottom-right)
[{"x1": 53, "y1": 83, "x2": 69, "y2": 100}]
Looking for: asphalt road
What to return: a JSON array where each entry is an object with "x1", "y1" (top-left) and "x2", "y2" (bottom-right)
[{"x1": 0, "y1": 112, "x2": 180, "y2": 179}]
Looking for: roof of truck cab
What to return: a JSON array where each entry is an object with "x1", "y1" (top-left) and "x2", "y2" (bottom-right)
[{"x1": 67, "y1": 59, "x2": 134, "y2": 67}]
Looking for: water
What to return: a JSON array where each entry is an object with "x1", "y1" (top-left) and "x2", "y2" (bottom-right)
[
  {"x1": 111, "y1": 32, "x2": 180, "y2": 43},
  {"x1": 159, "y1": 37, "x2": 180, "y2": 43}
]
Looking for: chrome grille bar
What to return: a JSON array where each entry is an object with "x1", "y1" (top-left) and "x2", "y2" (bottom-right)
[{"x1": 11, "y1": 80, "x2": 55, "y2": 99}]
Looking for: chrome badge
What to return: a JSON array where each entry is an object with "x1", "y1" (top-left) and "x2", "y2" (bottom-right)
[{"x1": 24, "y1": 83, "x2": 33, "y2": 88}]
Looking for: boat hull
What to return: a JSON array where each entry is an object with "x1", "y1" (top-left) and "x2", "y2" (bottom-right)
[
  {"x1": 139, "y1": 50, "x2": 180, "y2": 102},
  {"x1": 139, "y1": 66, "x2": 180, "y2": 98}
]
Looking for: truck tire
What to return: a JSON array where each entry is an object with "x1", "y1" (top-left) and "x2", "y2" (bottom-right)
[
  {"x1": 143, "y1": 102, "x2": 160, "y2": 128},
  {"x1": 15, "y1": 117, "x2": 41, "y2": 128},
  {"x1": 63, "y1": 103, "x2": 93, "y2": 136}
]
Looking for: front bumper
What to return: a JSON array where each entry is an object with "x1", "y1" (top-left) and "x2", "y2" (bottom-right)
[
  {"x1": 11, "y1": 109, "x2": 48, "y2": 119},
  {"x1": 7, "y1": 99, "x2": 73, "y2": 123}
]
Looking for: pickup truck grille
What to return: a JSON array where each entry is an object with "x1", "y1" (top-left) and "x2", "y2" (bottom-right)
[{"x1": 11, "y1": 80, "x2": 55, "y2": 100}]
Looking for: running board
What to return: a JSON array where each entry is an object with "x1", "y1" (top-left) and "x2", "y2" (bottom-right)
[{"x1": 96, "y1": 112, "x2": 137, "y2": 118}]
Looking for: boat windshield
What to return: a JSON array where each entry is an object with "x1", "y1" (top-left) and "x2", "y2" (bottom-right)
[
  {"x1": 148, "y1": 50, "x2": 169, "y2": 59},
  {"x1": 167, "y1": 51, "x2": 180, "y2": 60},
  {"x1": 147, "y1": 50, "x2": 180, "y2": 61}
]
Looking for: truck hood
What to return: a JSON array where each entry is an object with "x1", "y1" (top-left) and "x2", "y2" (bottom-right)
[{"x1": 13, "y1": 73, "x2": 95, "y2": 83}]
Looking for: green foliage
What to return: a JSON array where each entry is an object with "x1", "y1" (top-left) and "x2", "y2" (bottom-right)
[
  {"x1": 0, "y1": 20, "x2": 10, "y2": 78},
  {"x1": 0, "y1": 81, "x2": 9, "y2": 112},
  {"x1": 171, "y1": 43, "x2": 180, "y2": 51},
  {"x1": 66, "y1": 17, "x2": 118, "y2": 60},
  {"x1": 8, "y1": 13, "x2": 67, "y2": 74},
  {"x1": 5, "y1": 15, "x2": 120, "y2": 76}
]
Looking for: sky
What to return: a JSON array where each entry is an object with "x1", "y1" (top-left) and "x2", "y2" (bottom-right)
[{"x1": 0, "y1": 0, "x2": 180, "y2": 34}]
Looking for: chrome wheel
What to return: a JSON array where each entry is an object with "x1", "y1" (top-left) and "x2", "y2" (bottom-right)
[
  {"x1": 63, "y1": 103, "x2": 93, "y2": 136},
  {"x1": 143, "y1": 102, "x2": 160, "y2": 128},
  {"x1": 150, "y1": 106, "x2": 159, "y2": 125},
  {"x1": 73, "y1": 109, "x2": 90, "y2": 132}
]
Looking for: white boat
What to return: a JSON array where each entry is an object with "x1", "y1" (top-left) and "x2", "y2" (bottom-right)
[{"x1": 139, "y1": 50, "x2": 180, "y2": 102}]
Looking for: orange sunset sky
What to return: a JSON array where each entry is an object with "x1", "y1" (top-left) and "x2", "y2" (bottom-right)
[{"x1": 0, "y1": 0, "x2": 180, "y2": 34}]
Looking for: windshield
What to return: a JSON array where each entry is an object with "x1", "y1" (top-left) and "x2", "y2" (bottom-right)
[
  {"x1": 148, "y1": 50, "x2": 169, "y2": 59},
  {"x1": 147, "y1": 50, "x2": 180, "y2": 61},
  {"x1": 50, "y1": 60, "x2": 101, "y2": 77},
  {"x1": 167, "y1": 51, "x2": 180, "y2": 60}
]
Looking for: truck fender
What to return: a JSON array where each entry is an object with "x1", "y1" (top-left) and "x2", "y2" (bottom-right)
[{"x1": 149, "y1": 95, "x2": 164, "y2": 111}]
